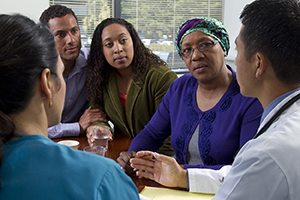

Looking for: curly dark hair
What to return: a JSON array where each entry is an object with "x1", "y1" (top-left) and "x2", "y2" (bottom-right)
[
  {"x1": 39, "y1": 4, "x2": 78, "y2": 26},
  {"x1": 86, "y1": 18, "x2": 167, "y2": 106}
]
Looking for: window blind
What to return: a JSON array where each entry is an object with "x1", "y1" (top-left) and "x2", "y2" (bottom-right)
[
  {"x1": 49, "y1": 0, "x2": 224, "y2": 70},
  {"x1": 121, "y1": 0, "x2": 224, "y2": 70}
]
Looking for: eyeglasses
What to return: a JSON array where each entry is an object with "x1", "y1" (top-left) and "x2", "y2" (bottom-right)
[{"x1": 180, "y1": 40, "x2": 219, "y2": 58}]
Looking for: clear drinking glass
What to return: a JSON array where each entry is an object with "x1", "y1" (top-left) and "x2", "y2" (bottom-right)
[
  {"x1": 83, "y1": 146, "x2": 106, "y2": 157},
  {"x1": 92, "y1": 126, "x2": 110, "y2": 149}
]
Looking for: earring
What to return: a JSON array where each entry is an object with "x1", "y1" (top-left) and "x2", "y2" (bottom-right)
[{"x1": 49, "y1": 99, "x2": 52, "y2": 108}]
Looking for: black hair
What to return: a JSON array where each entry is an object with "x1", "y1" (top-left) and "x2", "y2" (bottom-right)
[
  {"x1": 240, "y1": 0, "x2": 300, "y2": 85},
  {"x1": 39, "y1": 4, "x2": 78, "y2": 26},
  {"x1": 0, "y1": 14, "x2": 58, "y2": 170}
]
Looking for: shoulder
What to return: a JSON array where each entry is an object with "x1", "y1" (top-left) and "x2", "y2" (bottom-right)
[
  {"x1": 146, "y1": 64, "x2": 177, "y2": 79},
  {"x1": 239, "y1": 117, "x2": 300, "y2": 171},
  {"x1": 45, "y1": 137, "x2": 126, "y2": 180},
  {"x1": 79, "y1": 47, "x2": 90, "y2": 60},
  {"x1": 169, "y1": 73, "x2": 196, "y2": 90},
  {"x1": 2, "y1": 135, "x2": 138, "y2": 199},
  {"x1": 143, "y1": 64, "x2": 178, "y2": 87},
  {"x1": 219, "y1": 138, "x2": 289, "y2": 200},
  {"x1": 17, "y1": 135, "x2": 117, "y2": 169},
  {"x1": 158, "y1": 73, "x2": 197, "y2": 102},
  {"x1": 232, "y1": 133, "x2": 291, "y2": 187},
  {"x1": 5, "y1": 135, "x2": 117, "y2": 172},
  {"x1": 74, "y1": 48, "x2": 90, "y2": 71}
]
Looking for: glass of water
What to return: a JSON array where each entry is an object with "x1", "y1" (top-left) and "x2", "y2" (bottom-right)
[
  {"x1": 83, "y1": 146, "x2": 106, "y2": 157},
  {"x1": 92, "y1": 126, "x2": 110, "y2": 149}
]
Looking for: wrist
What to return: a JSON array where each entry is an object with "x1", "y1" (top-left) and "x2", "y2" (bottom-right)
[
  {"x1": 79, "y1": 123, "x2": 86, "y2": 135},
  {"x1": 176, "y1": 169, "x2": 188, "y2": 189}
]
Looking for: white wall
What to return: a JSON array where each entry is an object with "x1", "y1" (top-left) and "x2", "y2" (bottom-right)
[
  {"x1": 224, "y1": 0, "x2": 254, "y2": 61},
  {"x1": 0, "y1": 0, "x2": 48, "y2": 22},
  {"x1": 0, "y1": 0, "x2": 255, "y2": 73},
  {"x1": 0, "y1": 0, "x2": 253, "y2": 59},
  {"x1": 0, "y1": 0, "x2": 254, "y2": 36}
]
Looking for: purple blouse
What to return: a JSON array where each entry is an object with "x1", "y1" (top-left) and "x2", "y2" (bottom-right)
[{"x1": 129, "y1": 67, "x2": 263, "y2": 170}]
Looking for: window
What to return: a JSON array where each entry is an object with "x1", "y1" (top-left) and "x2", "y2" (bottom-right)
[
  {"x1": 50, "y1": 0, "x2": 113, "y2": 48},
  {"x1": 50, "y1": 0, "x2": 224, "y2": 71},
  {"x1": 120, "y1": 0, "x2": 223, "y2": 71}
]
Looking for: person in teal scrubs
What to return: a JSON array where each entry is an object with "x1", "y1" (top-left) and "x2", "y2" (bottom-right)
[{"x1": 0, "y1": 14, "x2": 139, "y2": 200}]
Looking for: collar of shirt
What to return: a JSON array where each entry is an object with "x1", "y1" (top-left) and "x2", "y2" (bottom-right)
[
  {"x1": 64, "y1": 48, "x2": 90, "y2": 80},
  {"x1": 261, "y1": 87, "x2": 300, "y2": 124}
]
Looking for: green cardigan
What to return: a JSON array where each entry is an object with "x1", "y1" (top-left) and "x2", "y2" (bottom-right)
[{"x1": 91, "y1": 65, "x2": 178, "y2": 156}]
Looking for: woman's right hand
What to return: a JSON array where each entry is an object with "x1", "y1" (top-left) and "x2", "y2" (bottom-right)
[
  {"x1": 86, "y1": 126, "x2": 113, "y2": 147},
  {"x1": 130, "y1": 151, "x2": 188, "y2": 188},
  {"x1": 86, "y1": 126, "x2": 95, "y2": 146},
  {"x1": 117, "y1": 151, "x2": 137, "y2": 175}
]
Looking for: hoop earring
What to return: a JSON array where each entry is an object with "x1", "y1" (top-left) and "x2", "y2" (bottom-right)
[{"x1": 49, "y1": 99, "x2": 52, "y2": 108}]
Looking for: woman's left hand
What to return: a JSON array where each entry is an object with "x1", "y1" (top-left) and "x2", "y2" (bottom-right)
[
  {"x1": 130, "y1": 151, "x2": 188, "y2": 189},
  {"x1": 86, "y1": 126, "x2": 113, "y2": 147}
]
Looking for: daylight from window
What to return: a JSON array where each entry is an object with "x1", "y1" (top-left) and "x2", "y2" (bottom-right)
[{"x1": 50, "y1": 0, "x2": 223, "y2": 72}]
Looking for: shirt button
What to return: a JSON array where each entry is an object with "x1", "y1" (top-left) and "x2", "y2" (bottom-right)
[
  {"x1": 65, "y1": 116, "x2": 68, "y2": 120},
  {"x1": 68, "y1": 99, "x2": 71, "y2": 103}
]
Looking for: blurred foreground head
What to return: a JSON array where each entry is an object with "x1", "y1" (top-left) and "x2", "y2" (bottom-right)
[{"x1": 0, "y1": 14, "x2": 58, "y2": 139}]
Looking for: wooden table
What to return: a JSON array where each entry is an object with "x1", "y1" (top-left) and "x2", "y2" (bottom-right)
[{"x1": 52, "y1": 132, "x2": 162, "y2": 191}]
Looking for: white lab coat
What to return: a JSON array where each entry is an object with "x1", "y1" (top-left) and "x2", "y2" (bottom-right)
[{"x1": 213, "y1": 89, "x2": 300, "y2": 199}]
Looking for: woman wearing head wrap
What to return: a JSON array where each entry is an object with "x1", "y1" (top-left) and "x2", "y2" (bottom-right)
[{"x1": 119, "y1": 17, "x2": 263, "y2": 188}]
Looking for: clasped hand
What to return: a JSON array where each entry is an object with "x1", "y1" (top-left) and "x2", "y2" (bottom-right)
[
  {"x1": 86, "y1": 125, "x2": 113, "y2": 147},
  {"x1": 129, "y1": 151, "x2": 188, "y2": 189},
  {"x1": 79, "y1": 106, "x2": 107, "y2": 135},
  {"x1": 117, "y1": 151, "x2": 137, "y2": 175}
]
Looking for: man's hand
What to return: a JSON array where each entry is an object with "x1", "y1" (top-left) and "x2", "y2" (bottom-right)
[
  {"x1": 78, "y1": 106, "x2": 107, "y2": 135},
  {"x1": 130, "y1": 151, "x2": 188, "y2": 188}
]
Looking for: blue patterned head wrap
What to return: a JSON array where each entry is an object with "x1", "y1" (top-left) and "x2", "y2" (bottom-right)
[{"x1": 175, "y1": 17, "x2": 230, "y2": 57}]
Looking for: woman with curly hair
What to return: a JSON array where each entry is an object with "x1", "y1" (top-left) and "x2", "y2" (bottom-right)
[{"x1": 86, "y1": 18, "x2": 177, "y2": 159}]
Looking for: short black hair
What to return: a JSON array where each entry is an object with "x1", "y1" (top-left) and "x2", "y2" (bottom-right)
[
  {"x1": 39, "y1": 4, "x2": 78, "y2": 27},
  {"x1": 240, "y1": 0, "x2": 300, "y2": 85}
]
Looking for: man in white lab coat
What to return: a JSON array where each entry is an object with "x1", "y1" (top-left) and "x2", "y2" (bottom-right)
[{"x1": 130, "y1": 0, "x2": 300, "y2": 199}]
